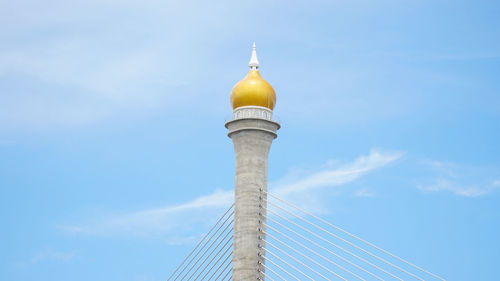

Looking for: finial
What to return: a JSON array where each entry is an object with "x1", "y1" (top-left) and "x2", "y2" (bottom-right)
[{"x1": 249, "y1": 42, "x2": 259, "y2": 70}]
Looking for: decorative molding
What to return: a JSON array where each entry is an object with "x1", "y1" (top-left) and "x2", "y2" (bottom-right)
[{"x1": 233, "y1": 106, "x2": 274, "y2": 121}]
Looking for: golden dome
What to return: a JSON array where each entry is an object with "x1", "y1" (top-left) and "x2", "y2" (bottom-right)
[
  {"x1": 230, "y1": 43, "x2": 276, "y2": 110},
  {"x1": 230, "y1": 70, "x2": 276, "y2": 110}
]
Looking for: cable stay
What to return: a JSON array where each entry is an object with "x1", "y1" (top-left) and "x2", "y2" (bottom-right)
[
  {"x1": 264, "y1": 233, "x2": 367, "y2": 281},
  {"x1": 259, "y1": 270, "x2": 276, "y2": 281},
  {"x1": 212, "y1": 254, "x2": 233, "y2": 281},
  {"x1": 261, "y1": 242, "x2": 317, "y2": 281},
  {"x1": 263, "y1": 222, "x2": 362, "y2": 281},
  {"x1": 265, "y1": 199, "x2": 422, "y2": 280},
  {"x1": 199, "y1": 241, "x2": 232, "y2": 280},
  {"x1": 167, "y1": 192, "x2": 445, "y2": 281},
  {"x1": 178, "y1": 218, "x2": 233, "y2": 281},
  {"x1": 268, "y1": 211, "x2": 404, "y2": 281},
  {"x1": 167, "y1": 204, "x2": 234, "y2": 281},
  {"x1": 262, "y1": 246, "x2": 327, "y2": 281},
  {"x1": 263, "y1": 190, "x2": 446, "y2": 281},
  {"x1": 259, "y1": 260, "x2": 289, "y2": 281},
  {"x1": 189, "y1": 231, "x2": 233, "y2": 281}
]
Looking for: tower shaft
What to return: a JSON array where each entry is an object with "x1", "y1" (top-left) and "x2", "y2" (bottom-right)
[{"x1": 226, "y1": 107, "x2": 279, "y2": 281}]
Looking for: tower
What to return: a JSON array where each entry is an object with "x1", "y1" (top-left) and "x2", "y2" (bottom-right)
[
  {"x1": 226, "y1": 43, "x2": 280, "y2": 281},
  {"x1": 167, "y1": 43, "x2": 445, "y2": 281}
]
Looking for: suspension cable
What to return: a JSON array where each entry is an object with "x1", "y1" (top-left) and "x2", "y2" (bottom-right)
[
  {"x1": 261, "y1": 245, "x2": 322, "y2": 281},
  {"x1": 221, "y1": 264, "x2": 232, "y2": 281},
  {"x1": 212, "y1": 255, "x2": 233, "y2": 281},
  {"x1": 265, "y1": 191, "x2": 445, "y2": 281},
  {"x1": 263, "y1": 255, "x2": 301, "y2": 281},
  {"x1": 266, "y1": 199, "x2": 424, "y2": 281},
  {"x1": 265, "y1": 238, "x2": 356, "y2": 281},
  {"x1": 167, "y1": 204, "x2": 234, "y2": 281},
  {"x1": 179, "y1": 218, "x2": 234, "y2": 281},
  {"x1": 268, "y1": 213, "x2": 380, "y2": 281},
  {"x1": 259, "y1": 270, "x2": 275, "y2": 281},
  {"x1": 199, "y1": 241, "x2": 233, "y2": 280},
  {"x1": 259, "y1": 260, "x2": 287, "y2": 281},
  {"x1": 206, "y1": 251, "x2": 232, "y2": 281},
  {"x1": 190, "y1": 231, "x2": 233, "y2": 281},
  {"x1": 263, "y1": 226, "x2": 348, "y2": 281},
  {"x1": 264, "y1": 208, "x2": 376, "y2": 281}
]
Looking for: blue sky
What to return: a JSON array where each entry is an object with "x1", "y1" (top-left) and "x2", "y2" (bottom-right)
[{"x1": 1, "y1": 0, "x2": 499, "y2": 280}]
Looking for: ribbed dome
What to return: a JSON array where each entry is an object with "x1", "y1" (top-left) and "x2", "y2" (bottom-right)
[{"x1": 230, "y1": 70, "x2": 276, "y2": 110}]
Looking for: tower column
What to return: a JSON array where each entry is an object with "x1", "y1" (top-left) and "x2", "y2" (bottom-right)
[
  {"x1": 226, "y1": 107, "x2": 279, "y2": 281},
  {"x1": 226, "y1": 43, "x2": 278, "y2": 280}
]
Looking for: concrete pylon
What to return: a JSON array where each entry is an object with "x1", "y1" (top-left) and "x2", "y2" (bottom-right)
[{"x1": 226, "y1": 106, "x2": 280, "y2": 281}]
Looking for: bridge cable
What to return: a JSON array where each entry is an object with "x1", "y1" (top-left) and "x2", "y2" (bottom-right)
[
  {"x1": 266, "y1": 191, "x2": 445, "y2": 281},
  {"x1": 261, "y1": 245, "x2": 324, "y2": 281},
  {"x1": 189, "y1": 230, "x2": 233, "y2": 281},
  {"x1": 263, "y1": 225, "x2": 350, "y2": 281},
  {"x1": 167, "y1": 204, "x2": 233, "y2": 281},
  {"x1": 171, "y1": 206, "x2": 234, "y2": 281},
  {"x1": 199, "y1": 241, "x2": 233, "y2": 280},
  {"x1": 265, "y1": 213, "x2": 401, "y2": 280},
  {"x1": 215, "y1": 260, "x2": 232, "y2": 281},
  {"x1": 258, "y1": 260, "x2": 288, "y2": 281},
  {"x1": 221, "y1": 266, "x2": 232, "y2": 281},
  {"x1": 259, "y1": 270, "x2": 276, "y2": 281},
  {"x1": 206, "y1": 250, "x2": 232, "y2": 281},
  {"x1": 265, "y1": 213, "x2": 383, "y2": 280},
  {"x1": 211, "y1": 254, "x2": 232, "y2": 281},
  {"x1": 266, "y1": 198, "x2": 424, "y2": 281},
  {"x1": 178, "y1": 218, "x2": 233, "y2": 280},
  {"x1": 264, "y1": 237, "x2": 356, "y2": 281}
]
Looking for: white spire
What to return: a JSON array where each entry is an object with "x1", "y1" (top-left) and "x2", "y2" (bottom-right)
[{"x1": 249, "y1": 42, "x2": 259, "y2": 70}]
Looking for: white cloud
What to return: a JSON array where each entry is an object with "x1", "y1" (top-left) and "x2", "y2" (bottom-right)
[
  {"x1": 63, "y1": 155, "x2": 497, "y2": 241},
  {"x1": 0, "y1": 0, "x2": 256, "y2": 128},
  {"x1": 62, "y1": 149, "x2": 401, "y2": 240},
  {"x1": 419, "y1": 179, "x2": 499, "y2": 197},
  {"x1": 61, "y1": 189, "x2": 233, "y2": 238},
  {"x1": 31, "y1": 249, "x2": 76, "y2": 264},
  {"x1": 271, "y1": 149, "x2": 403, "y2": 196},
  {"x1": 418, "y1": 161, "x2": 500, "y2": 197},
  {"x1": 353, "y1": 188, "x2": 376, "y2": 197},
  {"x1": 0, "y1": 31, "x2": 192, "y2": 128},
  {"x1": 15, "y1": 249, "x2": 76, "y2": 268}
]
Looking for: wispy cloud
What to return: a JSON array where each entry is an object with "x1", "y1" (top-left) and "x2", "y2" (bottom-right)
[
  {"x1": 418, "y1": 161, "x2": 500, "y2": 197},
  {"x1": 0, "y1": 0, "x2": 254, "y2": 129},
  {"x1": 32, "y1": 249, "x2": 76, "y2": 264},
  {"x1": 61, "y1": 189, "x2": 233, "y2": 239},
  {"x1": 271, "y1": 149, "x2": 403, "y2": 196},
  {"x1": 62, "y1": 149, "x2": 402, "y2": 240},
  {"x1": 353, "y1": 188, "x2": 376, "y2": 197},
  {"x1": 61, "y1": 153, "x2": 500, "y2": 241},
  {"x1": 420, "y1": 179, "x2": 498, "y2": 197},
  {"x1": 15, "y1": 249, "x2": 76, "y2": 269}
]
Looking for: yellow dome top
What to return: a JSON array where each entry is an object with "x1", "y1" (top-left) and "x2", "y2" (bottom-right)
[
  {"x1": 231, "y1": 70, "x2": 276, "y2": 110},
  {"x1": 230, "y1": 43, "x2": 276, "y2": 110}
]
